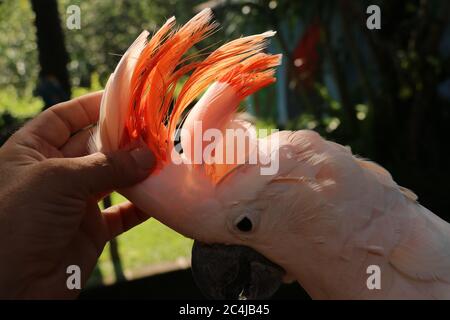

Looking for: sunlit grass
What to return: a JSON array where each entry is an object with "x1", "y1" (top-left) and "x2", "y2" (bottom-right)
[
  {"x1": 95, "y1": 193, "x2": 193, "y2": 285},
  {"x1": 0, "y1": 86, "x2": 43, "y2": 117}
]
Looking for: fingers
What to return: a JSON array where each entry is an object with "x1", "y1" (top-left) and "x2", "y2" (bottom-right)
[
  {"x1": 17, "y1": 91, "x2": 103, "y2": 148},
  {"x1": 60, "y1": 127, "x2": 94, "y2": 157},
  {"x1": 68, "y1": 146, "x2": 155, "y2": 194},
  {"x1": 102, "y1": 201, "x2": 151, "y2": 240}
]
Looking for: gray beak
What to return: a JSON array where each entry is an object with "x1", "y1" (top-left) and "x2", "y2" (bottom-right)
[{"x1": 191, "y1": 241, "x2": 284, "y2": 299}]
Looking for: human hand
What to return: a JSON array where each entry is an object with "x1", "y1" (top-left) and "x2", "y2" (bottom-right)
[{"x1": 0, "y1": 92, "x2": 155, "y2": 299}]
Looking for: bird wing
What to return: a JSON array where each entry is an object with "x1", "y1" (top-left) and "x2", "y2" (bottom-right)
[
  {"x1": 356, "y1": 153, "x2": 450, "y2": 296},
  {"x1": 356, "y1": 156, "x2": 450, "y2": 285},
  {"x1": 266, "y1": 131, "x2": 450, "y2": 298},
  {"x1": 388, "y1": 201, "x2": 450, "y2": 284}
]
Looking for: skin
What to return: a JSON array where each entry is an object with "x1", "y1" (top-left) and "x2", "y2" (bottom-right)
[{"x1": 0, "y1": 92, "x2": 155, "y2": 299}]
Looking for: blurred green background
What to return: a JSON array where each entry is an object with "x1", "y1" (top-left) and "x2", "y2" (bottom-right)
[{"x1": 0, "y1": 0, "x2": 449, "y2": 290}]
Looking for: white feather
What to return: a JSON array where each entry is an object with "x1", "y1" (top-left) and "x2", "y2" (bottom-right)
[{"x1": 90, "y1": 30, "x2": 149, "y2": 153}]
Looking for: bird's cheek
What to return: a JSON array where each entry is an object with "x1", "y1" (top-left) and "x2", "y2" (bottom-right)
[
  {"x1": 225, "y1": 223, "x2": 254, "y2": 245},
  {"x1": 191, "y1": 218, "x2": 236, "y2": 245},
  {"x1": 195, "y1": 229, "x2": 237, "y2": 245}
]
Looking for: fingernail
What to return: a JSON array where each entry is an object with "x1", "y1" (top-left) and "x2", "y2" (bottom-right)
[{"x1": 130, "y1": 147, "x2": 155, "y2": 170}]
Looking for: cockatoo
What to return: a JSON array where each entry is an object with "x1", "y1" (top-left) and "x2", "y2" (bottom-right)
[{"x1": 90, "y1": 9, "x2": 450, "y2": 299}]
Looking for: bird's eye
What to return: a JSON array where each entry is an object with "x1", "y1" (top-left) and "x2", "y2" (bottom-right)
[{"x1": 235, "y1": 216, "x2": 253, "y2": 232}]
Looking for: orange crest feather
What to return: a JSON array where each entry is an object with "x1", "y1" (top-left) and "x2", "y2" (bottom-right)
[{"x1": 120, "y1": 9, "x2": 281, "y2": 167}]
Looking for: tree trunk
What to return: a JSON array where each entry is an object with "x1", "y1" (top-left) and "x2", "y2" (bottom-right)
[
  {"x1": 103, "y1": 195, "x2": 126, "y2": 282},
  {"x1": 31, "y1": 0, "x2": 71, "y2": 109}
]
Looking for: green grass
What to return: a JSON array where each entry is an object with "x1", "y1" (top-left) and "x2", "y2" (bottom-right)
[
  {"x1": 95, "y1": 193, "x2": 193, "y2": 284},
  {"x1": 0, "y1": 86, "x2": 44, "y2": 117}
]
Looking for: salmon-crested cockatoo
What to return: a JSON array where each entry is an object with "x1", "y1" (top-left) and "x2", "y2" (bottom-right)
[{"x1": 89, "y1": 9, "x2": 450, "y2": 299}]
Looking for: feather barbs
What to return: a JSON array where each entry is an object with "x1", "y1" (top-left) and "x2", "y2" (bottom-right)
[{"x1": 99, "y1": 8, "x2": 281, "y2": 171}]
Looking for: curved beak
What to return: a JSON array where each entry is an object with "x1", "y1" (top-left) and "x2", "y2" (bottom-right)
[{"x1": 191, "y1": 241, "x2": 284, "y2": 299}]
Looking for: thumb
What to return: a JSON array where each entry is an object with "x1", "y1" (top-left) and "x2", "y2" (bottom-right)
[{"x1": 69, "y1": 147, "x2": 155, "y2": 194}]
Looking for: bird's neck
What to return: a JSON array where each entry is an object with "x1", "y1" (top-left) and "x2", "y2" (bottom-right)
[{"x1": 122, "y1": 160, "x2": 214, "y2": 237}]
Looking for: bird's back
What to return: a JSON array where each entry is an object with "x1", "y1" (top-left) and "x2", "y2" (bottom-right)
[{"x1": 263, "y1": 130, "x2": 450, "y2": 299}]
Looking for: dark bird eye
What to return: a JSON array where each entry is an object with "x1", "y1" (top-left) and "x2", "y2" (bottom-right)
[{"x1": 236, "y1": 216, "x2": 253, "y2": 232}]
